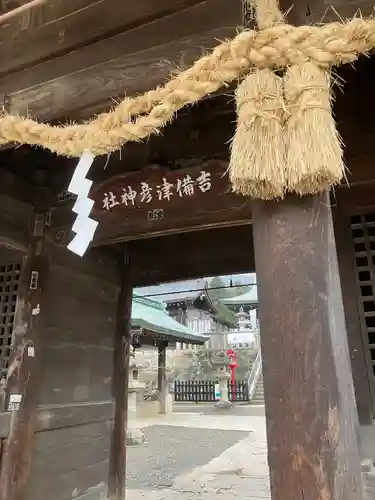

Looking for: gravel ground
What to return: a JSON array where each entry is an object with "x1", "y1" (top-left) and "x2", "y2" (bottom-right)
[{"x1": 126, "y1": 425, "x2": 248, "y2": 490}]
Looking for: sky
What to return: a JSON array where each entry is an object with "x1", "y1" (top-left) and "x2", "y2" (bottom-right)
[{"x1": 135, "y1": 273, "x2": 257, "y2": 299}]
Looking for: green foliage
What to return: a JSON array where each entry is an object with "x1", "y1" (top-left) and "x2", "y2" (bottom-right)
[
  {"x1": 213, "y1": 302, "x2": 237, "y2": 328},
  {"x1": 195, "y1": 347, "x2": 257, "y2": 379},
  {"x1": 208, "y1": 277, "x2": 226, "y2": 296},
  {"x1": 231, "y1": 281, "x2": 251, "y2": 297}
]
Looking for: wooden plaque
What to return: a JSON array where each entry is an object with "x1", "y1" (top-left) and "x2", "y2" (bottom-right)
[{"x1": 49, "y1": 160, "x2": 253, "y2": 246}]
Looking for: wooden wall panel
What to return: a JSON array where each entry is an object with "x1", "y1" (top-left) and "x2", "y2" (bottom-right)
[
  {"x1": 0, "y1": 170, "x2": 33, "y2": 252},
  {"x1": 23, "y1": 243, "x2": 119, "y2": 500},
  {"x1": 28, "y1": 422, "x2": 111, "y2": 500}
]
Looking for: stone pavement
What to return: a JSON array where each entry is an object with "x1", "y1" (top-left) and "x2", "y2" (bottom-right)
[
  {"x1": 127, "y1": 408, "x2": 271, "y2": 500},
  {"x1": 126, "y1": 404, "x2": 375, "y2": 500}
]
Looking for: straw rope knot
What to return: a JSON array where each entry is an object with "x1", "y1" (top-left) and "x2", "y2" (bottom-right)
[{"x1": 229, "y1": 0, "x2": 345, "y2": 199}]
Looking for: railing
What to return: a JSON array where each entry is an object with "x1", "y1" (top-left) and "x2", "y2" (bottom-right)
[
  {"x1": 174, "y1": 379, "x2": 249, "y2": 403},
  {"x1": 247, "y1": 349, "x2": 262, "y2": 402},
  {"x1": 174, "y1": 380, "x2": 216, "y2": 403}
]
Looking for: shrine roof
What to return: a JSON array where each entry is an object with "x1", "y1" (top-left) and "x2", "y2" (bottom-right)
[
  {"x1": 136, "y1": 279, "x2": 209, "y2": 303},
  {"x1": 131, "y1": 294, "x2": 207, "y2": 344},
  {"x1": 220, "y1": 286, "x2": 258, "y2": 306}
]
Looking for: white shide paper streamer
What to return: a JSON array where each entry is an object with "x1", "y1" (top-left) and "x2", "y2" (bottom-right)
[{"x1": 67, "y1": 151, "x2": 98, "y2": 257}]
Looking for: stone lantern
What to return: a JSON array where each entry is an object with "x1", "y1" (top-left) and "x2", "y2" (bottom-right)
[
  {"x1": 211, "y1": 350, "x2": 232, "y2": 409},
  {"x1": 127, "y1": 354, "x2": 146, "y2": 445}
]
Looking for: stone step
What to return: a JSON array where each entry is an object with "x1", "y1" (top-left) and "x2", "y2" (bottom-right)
[{"x1": 248, "y1": 374, "x2": 265, "y2": 404}]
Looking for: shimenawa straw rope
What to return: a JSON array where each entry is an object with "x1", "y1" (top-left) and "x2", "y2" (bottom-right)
[{"x1": 0, "y1": 17, "x2": 375, "y2": 160}]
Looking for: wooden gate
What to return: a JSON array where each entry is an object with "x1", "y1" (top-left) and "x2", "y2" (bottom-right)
[
  {"x1": 0, "y1": 262, "x2": 21, "y2": 379},
  {"x1": 350, "y1": 213, "x2": 375, "y2": 406}
]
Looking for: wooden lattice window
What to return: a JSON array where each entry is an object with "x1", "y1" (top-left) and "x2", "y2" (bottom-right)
[
  {"x1": 0, "y1": 262, "x2": 21, "y2": 378},
  {"x1": 351, "y1": 213, "x2": 375, "y2": 377}
]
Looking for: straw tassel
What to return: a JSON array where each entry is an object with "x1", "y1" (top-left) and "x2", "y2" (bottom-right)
[
  {"x1": 229, "y1": 69, "x2": 286, "y2": 199},
  {"x1": 229, "y1": 0, "x2": 287, "y2": 199},
  {"x1": 284, "y1": 62, "x2": 344, "y2": 195}
]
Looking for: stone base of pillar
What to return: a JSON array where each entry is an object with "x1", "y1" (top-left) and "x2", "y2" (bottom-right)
[
  {"x1": 214, "y1": 368, "x2": 232, "y2": 410},
  {"x1": 214, "y1": 400, "x2": 233, "y2": 410},
  {"x1": 127, "y1": 426, "x2": 146, "y2": 446},
  {"x1": 158, "y1": 392, "x2": 172, "y2": 414}
]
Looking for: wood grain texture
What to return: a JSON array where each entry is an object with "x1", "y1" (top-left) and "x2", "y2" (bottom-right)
[
  {"x1": 108, "y1": 248, "x2": 132, "y2": 500},
  {"x1": 0, "y1": 170, "x2": 34, "y2": 252},
  {"x1": 21, "y1": 236, "x2": 119, "y2": 500},
  {"x1": 332, "y1": 199, "x2": 374, "y2": 425},
  {"x1": 48, "y1": 160, "x2": 252, "y2": 247},
  {"x1": 252, "y1": 192, "x2": 363, "y2": 500},
  {"x1": 32, "y1": 423, "x2": 111, "y2": 475},
  {"x1": 36, "y1": 402, "x2": 114, "y2": 432},
  {"x1": 27, "y1": 459, "x2": 110, "y2": 500},
  {"x1": 0, "y1": 0, "x2": 241, "y2": 119},
  {"x1": 0, "y1": 0, "x2": 201, "y2": 76},
  {"x1": 0, "y1": 192, "x2": 49, "y2": 500}
]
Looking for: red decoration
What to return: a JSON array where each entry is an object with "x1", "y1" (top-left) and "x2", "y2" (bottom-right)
[{"x1": 226, "y1": 349, "x2": 238, "y2": 401}]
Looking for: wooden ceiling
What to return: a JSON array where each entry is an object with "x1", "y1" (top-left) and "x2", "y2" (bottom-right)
[
  {"x1": 0, "y1": 1, "x2": 25, "y2": 13},
  {"x1": 0, "y1": 0, "x2": 373, "y2": 123},
  {"x1": 281, "y1": 0, "x2": 374, "y2": 24},
  {"x1": 0, "y1": 0, "x2": 242, "y2": 122}
]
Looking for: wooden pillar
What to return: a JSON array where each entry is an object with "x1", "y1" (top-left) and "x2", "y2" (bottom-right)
[
  {"x1": 158, "y1": 342, "x2": 167, "y2": 414},
  {"x1": 252, "y1": 192, "x2": 364, "y2": 500},
  {"x1": 0, "y1": 193, "x2": 49, "y2": 500},
  {"x1": 108, "y1": 247, "x2": 132, "y2": 500}
]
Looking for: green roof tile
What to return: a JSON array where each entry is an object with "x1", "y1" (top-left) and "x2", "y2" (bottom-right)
[{"x1": 131, "y1": 294, "x2": 207, "y2": 344}]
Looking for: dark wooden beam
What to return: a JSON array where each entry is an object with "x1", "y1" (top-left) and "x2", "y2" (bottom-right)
[
  {"x1": 129, "y1": 224, "x2": 255, "y2": 287},
  {"x1": 280, "y1": 0, "x2": 374, "y2": 24},
  {"x1": 0, "y1": 190, "x2": 49, "y2": 500},
  {"x1": 0, "y1": 0, "x2": 241, "y2": 120},
  {"x1": 0, "y1": 169, "x2": 34, "y2": 252},
  {"x1": 0, "y1": 168, "x2": 34, "y2": 204},
  {"x1": 108, "y1": 246, "x2": 132, "y2": 500},
  {"x1": 252, "y1": 192, "x2": 363, "y2": 500},
  {"x1": 0, "y1": 0, "x2": 203, "y2": 77}
]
